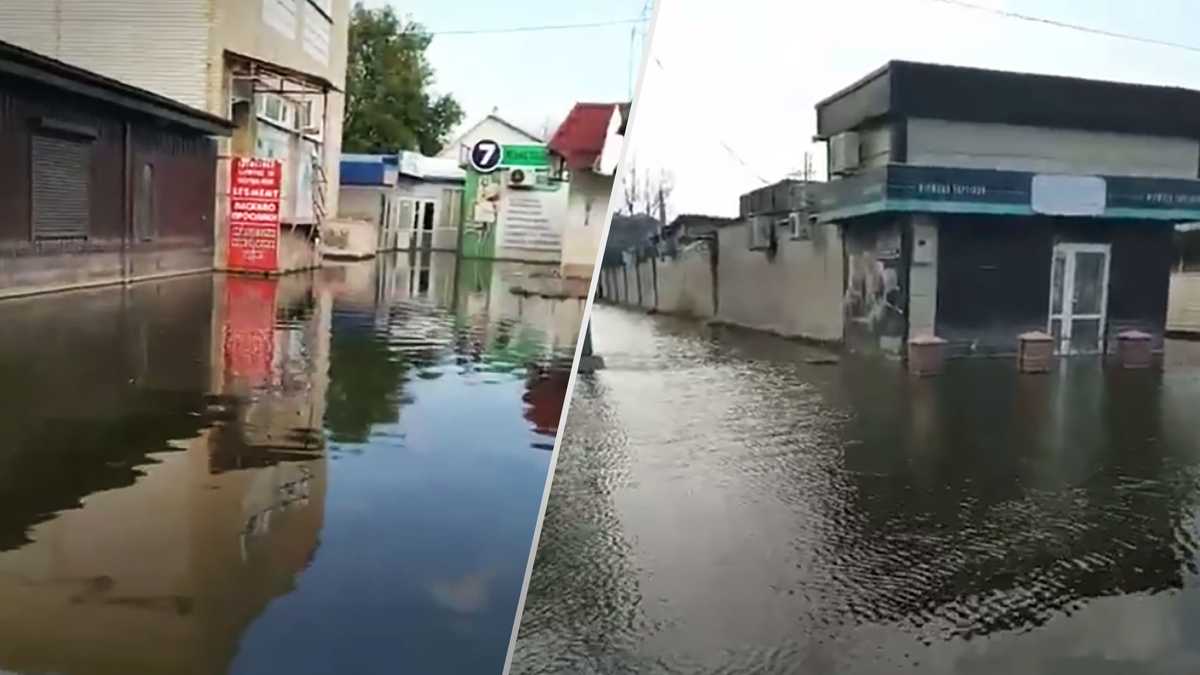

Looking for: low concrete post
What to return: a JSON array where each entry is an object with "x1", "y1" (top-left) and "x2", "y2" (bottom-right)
[
  {"x1": 577, "y1": 320, "x2": 605, "y2": 373},
  {"x1": 1116, "y1": 330, "x2": 1153, "y2": 369},
  {"x1": 908, "y1": 335, "x2": 947, "y2": 376},
  {"x1": 1018, "y1": 331, "x2": 1055, "y2": 373}
]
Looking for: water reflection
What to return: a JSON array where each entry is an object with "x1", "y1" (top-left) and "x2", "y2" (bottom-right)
[
  {"x1": 0, "y1": 251, "x2": 582, "y2": 675},
  {"x1": 513, "y1": 305, "x2": 1200, "y2": 674}
]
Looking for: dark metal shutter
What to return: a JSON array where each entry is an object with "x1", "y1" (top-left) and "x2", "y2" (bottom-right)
[{"x1": 32, "y1": 134, "x2": 91, "y2": 239}]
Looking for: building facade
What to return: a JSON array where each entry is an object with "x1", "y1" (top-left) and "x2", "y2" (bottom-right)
[
  {"x1": 548, "y1": 102, "x2": 629, "y2": 278},
  {"x1": 437, "y1": 113, "x2": 543, "y2": 161},
  {"x1": 0, "y1": 40, "x2": 230, "y2": 298},
  {"x1": 339, "y1": 151, "x2": 465, "y2": 256},
  {"x1": 604, "y1": 63, "x2": 1200, "y2": 361},
  {"x1": 812, "y1": 61, "x2": 1200, "y2": 358},
  {"x1": 0, "y1": 0, "x2": 351, "y2": 274}
]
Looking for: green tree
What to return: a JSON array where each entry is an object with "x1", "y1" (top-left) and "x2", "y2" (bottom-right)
[{"x1": 343, "y1": 3, "x2": 464, "y2": 155}]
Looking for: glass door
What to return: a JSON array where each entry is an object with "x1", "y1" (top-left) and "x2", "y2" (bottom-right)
[{"x1": 1048, "y1": 243, "x2": 1111, "y2": 355}]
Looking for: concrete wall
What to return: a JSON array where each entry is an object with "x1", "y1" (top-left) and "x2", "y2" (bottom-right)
[
  {"x1": 637, "y1": 259, "x2": 656, "y2": 310},
  {"x1": 278, "y1": 227, "x2": 322, "y2": 272},
  {"x1": 320, "y1": 218, "x2": 376, "y2": 259},
  {"x1": 1168, "y1": 272, "x2": 1200, "y2": 334},
  {"x1": 560, "y1": 171, "x2": 611, "y2": 279},
  {"x1": 906, "y1": 118, "x2": 1200, "y2": 178},
  {"x1": 654, "y1": 243, "x2": 716, "y2": 318},
  {"x1": 717, "y1": 221, "x2": 844, "y2": 342},
  {"x1": 338, "y1": 186, "x2": 386, "y2": 223}
]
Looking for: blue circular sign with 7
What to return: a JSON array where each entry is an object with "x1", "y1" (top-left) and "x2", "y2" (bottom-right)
[{"x1": 470, "y1": 139, "x2": 503, "y2": 173}]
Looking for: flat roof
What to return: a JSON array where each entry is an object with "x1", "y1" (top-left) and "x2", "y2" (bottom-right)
[
  {"x1": 0, "y1": 39, "x2": 232, "y2": 136},
  {"x1": 816, "y1": 60, "x2": 1200, "y2": 141}
]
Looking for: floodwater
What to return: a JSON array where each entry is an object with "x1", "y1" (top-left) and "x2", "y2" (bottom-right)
[
  {"x1": 0, "y1": 251, "x2": 583, "y2": 675},
  {"x1": 513, "y1": 304, "x2": 1200, "y2": 675}
]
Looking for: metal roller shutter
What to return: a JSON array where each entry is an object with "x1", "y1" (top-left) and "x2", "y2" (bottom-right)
[{"x1": 32, "y1": 134, "x2": 91, "y2": 239}]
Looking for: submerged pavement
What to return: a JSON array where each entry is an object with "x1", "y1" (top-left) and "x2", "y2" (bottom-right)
[
  {"x1": 513, "y1": 304, "x2": 1200, "y2": 675},
  {"x1": 0, "y1": 252, "x2": 581, "y2": 675}
]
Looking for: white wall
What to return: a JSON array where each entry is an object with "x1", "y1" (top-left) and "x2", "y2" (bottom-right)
[
  {"x1": 0, "y1": 0, "x2": 211, "y2": 110},
  {"x1": 560, "y1": 171, "x2": 612, "y2": 278},
  {"x1": 906, "y1": 118, "x2": 1200, "y2": 178},
  {"x1": 1168, "y1": 273, "x2": 1200, "y2": 334},
  {"x1": 637, "y1": 259, "x2": 656, "y2": 310},
  {"x1": 338, "y1": 186, "x2": 386, "y2": 223},
  {"x1": 655, "y1": 244, "x2": 715, "y2": 318},
  {"x1": 437, "y1": 117, "x2": 541, "y2": 160},
  {"x1": 717, "y1": 221, "x2": 844, "y2": 341}
]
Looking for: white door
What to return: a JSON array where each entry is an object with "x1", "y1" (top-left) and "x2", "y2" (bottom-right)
[
  {"x1": 412, "y1": 200, "x2": 437, "y2": 249},
  {"x1": 1048, "y1": 243, "x2": 1111, "y2": 355}
]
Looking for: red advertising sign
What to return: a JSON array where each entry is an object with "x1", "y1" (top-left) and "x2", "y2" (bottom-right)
[
  {"x1": 222, "y1": 276, "x2": 278, "y2": 387},
  {"x1": 228, "y1": 157, "x2": 282, "y2": 272}
]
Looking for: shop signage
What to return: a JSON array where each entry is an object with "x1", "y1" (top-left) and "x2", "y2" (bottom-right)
[
  {"x1": 818, "y1": 164, "x2": 1200, "y2": 220},
  {"x1": 228, "y1": 157, "x2": 282, "y2": 273},
  {"x1": 470, "y1": 139, "x2": 503, "y2": 173}
]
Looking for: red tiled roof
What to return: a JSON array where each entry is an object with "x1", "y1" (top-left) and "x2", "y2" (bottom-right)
[{"x1": 548, "y1": 102, "x2": 628, "y2": 171}]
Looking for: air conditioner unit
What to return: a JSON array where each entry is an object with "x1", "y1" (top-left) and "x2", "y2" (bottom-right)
[
  {"x1": 788, "y1": 212, "x2": 812, "y2": 241},
  {"x1": 506, "y1": 168, "x2": 536, "y2": 189},
  {"x1": 829, "y1": 131, "x2": 861, "y2": 176},
  {"x1": 231, "y1": 78, "x2": 254, "y2": 106}
]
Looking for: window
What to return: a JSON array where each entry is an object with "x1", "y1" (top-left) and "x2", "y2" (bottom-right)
[
  {"x1": 303, "y1": 2, "x2": 332, "y2": 64},
  {"x1": 134, "y1": 163, "x2": 156, "y2": 241},
  {"x1": 263, "y1": 0, "x2": 299, "y2": 39},
  {"x1": 299, "y1": 99, "x2": 321, "y2": 136},
  {"x1": 31, "y1": 133, "x2": 91, "y2": 240},
  {"x1": 258, "y1": 94, "x2": 297, "y2": 129}
]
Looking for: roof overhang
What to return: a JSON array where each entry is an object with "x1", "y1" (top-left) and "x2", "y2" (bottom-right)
[
  {"x1": 813, "y1": 164, "x2": 1200, "y2": 224},
  {"x1": 816, "y1": 60, "x2": 1200, "y2": 141},
  {"x1": 0, "y1": 39, "x2": 232, "y2": 136},
  {"x1": 226, "y1": 49, "x2": 339, "y2": 95}
]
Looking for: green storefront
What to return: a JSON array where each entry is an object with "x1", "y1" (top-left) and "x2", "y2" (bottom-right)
[{"x1": 459, "y1": 144, "x2": 567, "y2": 259}]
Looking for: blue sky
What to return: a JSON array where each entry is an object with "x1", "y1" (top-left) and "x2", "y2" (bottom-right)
[
  {"x1": 364, "y1": 0, "x2": 649, "y2": 142},
  {"x1": 632, "y1": 0, "x2": 1200, "y2": 216}
]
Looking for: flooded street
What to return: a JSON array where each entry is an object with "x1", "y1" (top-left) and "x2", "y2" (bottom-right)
[
  {"x1": 513, "y1": 304, "x2": 1200, "y2": 675},
  {"x1": 0, "y1": 252, "x2": 581, "y2": 675}
]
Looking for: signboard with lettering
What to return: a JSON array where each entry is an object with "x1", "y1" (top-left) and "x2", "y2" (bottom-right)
[
  {"x1": 228, "y1": 157, "x2": 282, "y2": 273},
  {"x1": 814, "y1": 164, "x2": 1200, "y2": 222}
]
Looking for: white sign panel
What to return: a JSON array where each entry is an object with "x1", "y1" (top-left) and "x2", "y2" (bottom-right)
[
  {"x1": 498, "y1": 186, "x2": 567, "y2": 252},
  {"x1": 1032, "y1": 174, "x2": 1107, "y2": 216}
]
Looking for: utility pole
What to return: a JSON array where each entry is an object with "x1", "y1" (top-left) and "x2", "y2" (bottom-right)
[{"x1": 658, "y1": 182, "x2": 666, "y2": 226}]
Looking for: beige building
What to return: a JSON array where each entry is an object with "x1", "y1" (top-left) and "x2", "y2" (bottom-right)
[{"x1": 0, "y1": 0, "x2": 351, "y2": 272}]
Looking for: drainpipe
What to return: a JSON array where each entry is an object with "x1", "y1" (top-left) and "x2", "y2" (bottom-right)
[{"x1": 122, "y1": 121, "x2": 133, "y2": 282}]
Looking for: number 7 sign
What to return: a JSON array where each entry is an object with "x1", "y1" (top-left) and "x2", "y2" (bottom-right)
[{"x1": 469, "y1": 140, "x2": 503, "y2": 173}]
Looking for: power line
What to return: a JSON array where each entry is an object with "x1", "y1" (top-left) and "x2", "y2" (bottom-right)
[
  {"x1": 425, "y1": 17, "x2": 647, "y2": 37},
  {"x1": 651, "y1": 57, "x2": 771, "y2": 185},
  {"x1": 925, "y1": 0, "x2": 1200, "y2": 54}
]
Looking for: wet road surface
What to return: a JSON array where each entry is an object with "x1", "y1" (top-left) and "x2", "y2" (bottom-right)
[
  {"x1": 512, "y1": 304, "x2": 1200, "y2": 675},
  {"x1": 0, "y1": 252, "x2": 581, "y2": 675}
]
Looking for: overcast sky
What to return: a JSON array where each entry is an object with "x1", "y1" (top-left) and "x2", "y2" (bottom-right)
[
  {"x1": 365, "y1": 0, "x2": 648, "y2": 143},
  {"x1": 628, "y1": 0, "x2": 1200, "y2": 218}
]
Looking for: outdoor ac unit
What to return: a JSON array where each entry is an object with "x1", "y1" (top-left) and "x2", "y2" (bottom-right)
[
  {"x1": 506, "y1": 168, "x2": 536, "y2": 189},
  {"x1": 788, "y1": 212, "x2": 812, "y2": 241},
  {"x1": 829, "y1": 131, "x2": 860, "y2": 176},
  {"x1": 231, "y1": 78, "x2": 254, "y2": 106}
]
